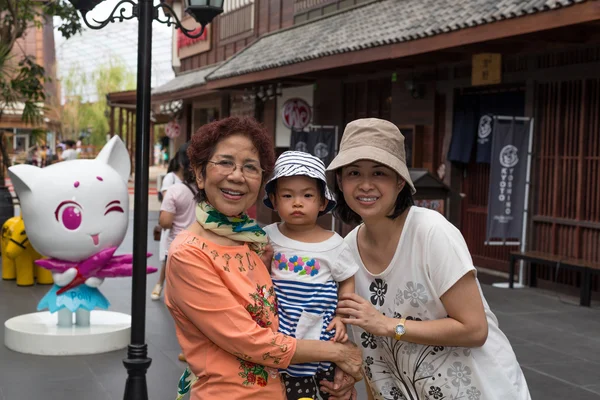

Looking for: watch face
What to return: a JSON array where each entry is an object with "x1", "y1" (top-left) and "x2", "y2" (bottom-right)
[{"x1": 395, "y1": 325, "x2": 406, "y2": 335}]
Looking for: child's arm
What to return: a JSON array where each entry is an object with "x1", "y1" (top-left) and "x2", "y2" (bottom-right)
[
  {"x1": 326, "y1": 276, "x2": 355, "y2": 343},
  {"x1": 338, "y1": 275, "x2": 355, "y2": 299}
]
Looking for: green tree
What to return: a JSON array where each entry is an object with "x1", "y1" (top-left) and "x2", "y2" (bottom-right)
[
  {"x1": 60, "y1": 58, "x2": 136, "y2": 149},
  {"x1": 0, "y1": 0, "x2": 82, "y2": 180}
]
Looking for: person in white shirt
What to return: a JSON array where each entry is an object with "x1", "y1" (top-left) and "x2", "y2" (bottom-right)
[
  {"x1": 60, "y1": 140, "x2": 78, "y2": 161},
  {"x1": 152, "y1": 150, "x2": 183, "y2": 300},
  {"x1": 328, "y1": 118, "x2": 531, "y2": 400}
]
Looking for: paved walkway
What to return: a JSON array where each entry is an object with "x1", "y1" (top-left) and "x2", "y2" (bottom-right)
[{"x1": 0, "y1": 212, "x2": 599, "y2": 399}]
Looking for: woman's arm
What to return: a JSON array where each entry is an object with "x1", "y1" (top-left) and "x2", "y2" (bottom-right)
[
  {"x1": 292, "y1": 340, "x2": 362, "y2": 381},
  {"x1": 338, "y1": 272, "x2": 488, "y2": 347},
  {"x1": 158, "y1": 210, "x2": 174, "y2": 229}
]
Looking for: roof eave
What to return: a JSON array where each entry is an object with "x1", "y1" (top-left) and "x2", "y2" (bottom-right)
[{"x1": 205, "y1": 0, "x2": 600, "y2": 90}]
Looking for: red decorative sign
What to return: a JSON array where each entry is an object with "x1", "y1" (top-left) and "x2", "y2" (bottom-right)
[
  {"x1": 177, "y1": 26, "x2": 208, "y2": 50},
  {"x1": 281, "y1": 98, "x2": 312, "y2": 130}
]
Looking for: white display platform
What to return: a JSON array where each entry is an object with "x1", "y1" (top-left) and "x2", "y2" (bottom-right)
[{"x1": 4, "y1": 310, "x2": 131, "y2": 356}]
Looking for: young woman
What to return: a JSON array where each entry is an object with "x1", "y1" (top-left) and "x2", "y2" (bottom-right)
[
  {"x1": 152, "y1": 150, "x2": 183, "y2": 301},
  {"x1": 164, "y1": 117, "x2": 360, "y2": 400},
  {"x1": 328, "y1": 118, "x2": 531, "y2": 400}
]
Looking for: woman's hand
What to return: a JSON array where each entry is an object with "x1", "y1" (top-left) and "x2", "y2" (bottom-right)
[
  {"x1": 320, "y1": 369, "x2": 358, "y2": 400},
  {"x1": 327, "y1": 316, "x2": 348, "y2": 343},
  {"x1": 332, "y1": 341, "x2": 363, "y2": 382},
  {"x1": 337, "y1": 293, "x2": 392, "y2": 337}
]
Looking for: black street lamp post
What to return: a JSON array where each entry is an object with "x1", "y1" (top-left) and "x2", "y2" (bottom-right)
[{"x1": 67, "y1": 1, "x2": 223, "y2": 399}]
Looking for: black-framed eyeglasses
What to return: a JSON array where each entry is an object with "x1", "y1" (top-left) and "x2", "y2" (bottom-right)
[{"x1": 207, "y1": 160, "x2": 263, "y2": 179}]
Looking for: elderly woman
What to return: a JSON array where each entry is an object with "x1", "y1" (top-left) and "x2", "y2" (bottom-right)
[{"x1": 165, "y1": 117, "x2": 361, "y2": 400}]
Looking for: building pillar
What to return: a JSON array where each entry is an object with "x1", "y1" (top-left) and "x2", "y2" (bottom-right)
[
  {"x1": 110, "y1": 106, "x2": 115, "y2": 137},
  {"x1": 118, "y1": 108, "x2": 124, "y2": 138}
]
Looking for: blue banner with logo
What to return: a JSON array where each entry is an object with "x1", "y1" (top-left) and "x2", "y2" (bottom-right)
[
  {"x1": 448, "y1": 91, "x2": 525, "y2": 164},
  {"x1": 485, "y1": 118, "x2": 532, "y2": 242}
]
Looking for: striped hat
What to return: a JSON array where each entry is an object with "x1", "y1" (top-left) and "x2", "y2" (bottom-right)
[{"x1": 263, "y1": 151, "x2": 336, "y2": 215}]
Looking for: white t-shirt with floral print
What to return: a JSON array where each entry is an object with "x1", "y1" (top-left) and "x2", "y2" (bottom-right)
[{"x1": 346, "y1": 207, "x2": 531, "y2": 400}]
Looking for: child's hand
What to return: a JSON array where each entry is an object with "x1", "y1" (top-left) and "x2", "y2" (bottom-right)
[{"x1": 326, "y1": 316, "x2": 348, "y2": 343}]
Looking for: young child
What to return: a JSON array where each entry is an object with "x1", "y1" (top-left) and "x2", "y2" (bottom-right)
[{"x1": 263, "y1": 151, "x2": 359, "y2": 400}]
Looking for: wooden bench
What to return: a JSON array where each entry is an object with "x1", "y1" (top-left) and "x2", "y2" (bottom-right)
[{"x1": 509, "y1": 251, "x2": 600, "y2": 307}]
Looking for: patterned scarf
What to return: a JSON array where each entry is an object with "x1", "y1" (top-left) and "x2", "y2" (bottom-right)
[
  {"x1": 195, "y1": 201, "x2": 268, "y2": 255},
  {"x1": 177, "y1": 201, "x2": 268, "y2": 399}
]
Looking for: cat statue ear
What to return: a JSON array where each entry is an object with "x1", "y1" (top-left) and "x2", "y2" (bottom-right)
[
  {"x1": 8, "y1": 164, "x2": 39, "y2": 197},
  {"x1": 95, "y1": 136, "x2": 131, "y2": 183}
]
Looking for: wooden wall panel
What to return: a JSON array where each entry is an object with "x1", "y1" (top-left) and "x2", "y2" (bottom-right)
[
  {"x1": 391, "y1": 79, "x2": 435, "y2": 126},
  {"x1": 313, "y1": 79, "x2": 343, "y2": 126},
  {"x1": 259, "y1": 0, "x2": 270, "y2": 36},
  {"x1": 217, "y1": 45, "x2": 226, "y2": 63},
  {"x1": 269, "y1": 0, "x2": 282, "y2": 32},
  {"x1": 532, "y1": 78, "x2": 600, "y2": 291},
  {"x1": 235, "y1": 40, "x2": 246, "y2": 53},
  {"x1": 390, "y1": 76, "x2": 435, "y2": 171},
  {"x1": 281, "y1": 0, "x2": 295, "y2": 28},
  {"x1": 421, "y1": 125, "x2": 435, "y2": 171},
  {"x1": 434, "y1": 93, "x2": 446, "y2": 168}
]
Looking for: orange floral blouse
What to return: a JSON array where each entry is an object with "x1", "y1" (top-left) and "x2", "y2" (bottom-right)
[{"x1": 165, "y1": 231, "x2": 297, "y2": 400}]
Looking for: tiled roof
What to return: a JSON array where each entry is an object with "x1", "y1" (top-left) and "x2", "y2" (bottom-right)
[
  {"x1": 207, "y1": 0, "x2": 587, "y2": 80},
  {"x1": 152, "y1": 64, "x2": 221, "y2": 95}
]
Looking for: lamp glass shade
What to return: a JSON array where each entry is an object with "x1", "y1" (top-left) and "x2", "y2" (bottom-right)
[
  {"x1": 188, "y1": 0, "x2": 224, "y2": 8},
  {"x1": 185, "y1": 0, "x2": 224, "y2": 27},
  {"x1": 69, "y1": 0, "x2": 104, "y2": 12}
]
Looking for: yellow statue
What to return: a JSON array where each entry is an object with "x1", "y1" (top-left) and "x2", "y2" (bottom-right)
[
  {"x1": 2, "y1": 216, "x2": 52, "y2": 286},
  {"x1": 2, "y1": 215, "x2": 20, "y2": 280}
]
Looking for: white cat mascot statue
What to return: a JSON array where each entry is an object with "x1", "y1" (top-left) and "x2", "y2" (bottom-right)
[{"x1": 8, "y1": 136, "x2": 156, "y2": 327}]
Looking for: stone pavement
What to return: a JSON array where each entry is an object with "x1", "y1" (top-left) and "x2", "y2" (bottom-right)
[{"x1": 0, "y1": 211, "x2": 599, "y2": 399}]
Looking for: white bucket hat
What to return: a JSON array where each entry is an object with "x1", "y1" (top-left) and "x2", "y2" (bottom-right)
[{"x1": 263, "y1": 151, "x2": 336, "y2": 215}]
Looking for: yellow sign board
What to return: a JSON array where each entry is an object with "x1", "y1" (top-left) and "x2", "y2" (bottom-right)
[{"x1": 472, "y1": 53, "x2": 502, "y2": 86}]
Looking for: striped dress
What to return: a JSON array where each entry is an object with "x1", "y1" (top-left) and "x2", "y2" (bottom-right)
[{"x1": 264, "y1": 224, "x2": 359, "y2": 377}]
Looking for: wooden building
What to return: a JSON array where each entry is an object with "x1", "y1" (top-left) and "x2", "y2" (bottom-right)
[
  {"x1": 148, "y1": 0, "x2": 600, "y2": 297},
  {"x1": 0, "y1": 14, "x2": 60, "y2": 154}
]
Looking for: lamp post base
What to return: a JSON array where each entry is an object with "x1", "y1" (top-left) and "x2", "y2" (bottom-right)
[{"x1": 123, "y1": 344, "x2": 152, "y2": 400}]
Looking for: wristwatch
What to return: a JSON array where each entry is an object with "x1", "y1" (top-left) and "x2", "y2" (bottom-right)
[{"x1": 394, "y1": 318, "x2": 407, "y2": 340}]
